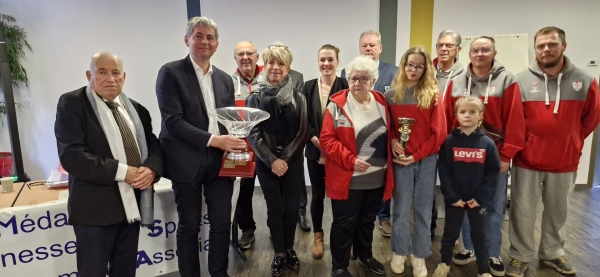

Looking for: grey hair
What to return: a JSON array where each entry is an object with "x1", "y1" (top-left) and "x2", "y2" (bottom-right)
[
  {"x1": 233, "y1": 41, "x2": 257, "y2": 54},
  {"x1": 186, "y1": 16, "x2": 219, "y2": 40},
  {"x1": 345, "y1": 56, "x2": 379, "y2": 82},
  {"x1": 360, "y1": 30, "x2": 382, "y2": 44},
  {"x1": 437, "y1": 30, "x2": 462, "y2": 46},
  {"x1": 89, "y1": 52, "x2": 122, "y2": 71}
]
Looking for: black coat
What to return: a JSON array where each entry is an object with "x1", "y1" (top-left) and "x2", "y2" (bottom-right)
[
  {"x1": 301, "y1": 77, "x2": 348, "y2": 161},
  {"x1": 55, "y1": 87, "x2": 162, "y2": 226},
  {"x1": 156, "y1": 56, "x2": 235, "y2": 182},
  {"x1": 246, "y1": 89, "x2": 309, "y2": 166}
]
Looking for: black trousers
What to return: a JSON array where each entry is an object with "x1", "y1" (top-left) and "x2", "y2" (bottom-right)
[
  {"x1": 441, "y1": 204, "x2": 489, "y2": 274},
  {"x1": 307, "y1": 159, "x2": 326, "y2": 233},
  {"x1": 431, "y1": 198, "x2": 438, "y2": 232},
  {"x1": 73, "y1": 221, "x2": 140, "y2": 277},
  {"x1": 330, "y1": 187, "x2": 384, "y2": 270},
  {"x1": 255, "y1": 156, "x2": 304, "y2": 253},
  {"x1": 236, "y1": 171, "x2": 307, "y2": 234},
  {"x1": 235, "y1": 174, "x2": 257, "y2": 233},
  {"x1": 299, "y1": 170, "x2": 308, "y2": 213},
  {"x1": 172, "y1": 169, "x2": 233, "y2": 277}
]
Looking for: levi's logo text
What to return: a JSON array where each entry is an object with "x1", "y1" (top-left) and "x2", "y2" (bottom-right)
[{"x1": 453, "y1": 147, "x2": 486, "y2": 163}]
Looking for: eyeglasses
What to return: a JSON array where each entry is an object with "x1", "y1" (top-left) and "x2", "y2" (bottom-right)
[
  {"x1": 269, "y1": 45, "x2": 288, "y2": 50},
  {"x1": 470, "y1": 47, "x2": 493, "y2": 55},
  {"x1": 349, "y1": 76, "x2": 370, "y2": 84},
  {"x1": 405, "y1": 63, "x2": 425, "y2": 72},
  {"x1": 235, "y1": 51, "x2": 256, "y2": 58},
  {"x1": 436, "y1": 43, "x2": 458, "y2": 49}
]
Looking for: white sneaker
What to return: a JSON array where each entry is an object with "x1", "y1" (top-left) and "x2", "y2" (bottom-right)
[
  {"x1": 432, "y1": 263, "x2": 451, "y2": 277},
  {"x1": 478, "y1": 274, "x2": 492, "y2": 277},
  {"x1": 411, "y1": 254, "x2": 427, "y2": 277},
  {"x1": 391, "y1": 253, "x2": 406, "y2": 274}
]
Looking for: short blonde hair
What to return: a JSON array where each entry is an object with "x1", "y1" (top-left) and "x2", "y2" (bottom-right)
[
  {"x1": 454, "y1": 96, "x2": 484, "y2": 113},
  {"x1": 262, "y1": 42, "x2": 293, "y2": 67},
  {"x1": 345, "y1": 55, "x2": 379, "y2": 82}
]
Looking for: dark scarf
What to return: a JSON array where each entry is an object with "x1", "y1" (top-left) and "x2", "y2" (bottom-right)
[{"x1": 257, "y1": 73, "x2": 298, "y2": 137}]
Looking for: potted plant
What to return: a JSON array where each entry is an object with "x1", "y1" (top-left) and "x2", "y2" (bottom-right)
[
  {"x1": 0, "y1": 14, "x2": 31, "y2": 179},
  {"x1": 0, "y1": 14, "x2": 31, "y2": 121}
]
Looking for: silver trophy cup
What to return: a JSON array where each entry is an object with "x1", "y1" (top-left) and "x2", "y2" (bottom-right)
[{"x1": 212, "y1": 107, "x2": 270, "y2": 160}]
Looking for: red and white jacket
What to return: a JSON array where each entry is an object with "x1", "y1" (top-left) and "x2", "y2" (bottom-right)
[
  {"x1": 384, "y1": 87, "x2": 447, "y2": 161},
  {"x1": 514, "y1": 56, "x2": 600, "y2": 172},
  {"x1": 320, "y1": 89, "x2": 394, "y2": 201},
  {"x1": 444, "y1": 60, "x2": 525, "y2": 163}
]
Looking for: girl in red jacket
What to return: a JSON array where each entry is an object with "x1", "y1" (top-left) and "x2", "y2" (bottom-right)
[{"x1": 384, "y1": 46, "x2": 447, "y2": 277}]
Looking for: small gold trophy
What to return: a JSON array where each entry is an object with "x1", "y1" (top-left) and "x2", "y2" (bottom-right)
[{"x1": 397, "y1": 117, "x2": 416, "y2": 160}]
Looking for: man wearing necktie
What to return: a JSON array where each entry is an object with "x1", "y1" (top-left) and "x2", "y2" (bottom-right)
[{"x1": 55, "y1": 52, "x2": 162, "y2": 277}]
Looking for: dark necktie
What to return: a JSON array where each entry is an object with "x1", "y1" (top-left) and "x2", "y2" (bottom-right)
[{"x1": 105, "y1": 101, "x2": 142, "y2": 167}]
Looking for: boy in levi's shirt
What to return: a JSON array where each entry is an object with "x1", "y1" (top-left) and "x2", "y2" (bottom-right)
[{"x1": 433, "y1": 96, "x2": 500, "y2": 277}]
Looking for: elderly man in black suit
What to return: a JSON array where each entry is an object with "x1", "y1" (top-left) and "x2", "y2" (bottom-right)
[
  {"x1": 55, "y1": 52, "x2": 162, "y2": 277},
  {"x1": 156, "y1": 16, "x2": 245, "y2": 277}
]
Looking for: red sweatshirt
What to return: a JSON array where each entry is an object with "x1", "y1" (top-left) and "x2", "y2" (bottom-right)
[
  {"x1": 384, "y1": 87, "x2": 447, "y2": 161},
  {"x1": 513, "y1": 56, "x2": 600, "y2": 172},
  {"x1": 444, "y1": 61, "x2": 525, "y2": 162}
]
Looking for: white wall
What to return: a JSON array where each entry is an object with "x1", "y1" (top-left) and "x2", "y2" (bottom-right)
[
  {"x1": 395, "y1": 0, "x2": 412, "y2": 65},
  {"x1": 0, "y1": 0, "x2": 188, "y2": 180},
  {"x1": 432, "y1": 0, "x2": 600, "y2": 184},
  {"x1": 201, "y1": 0, "x2": 382, "y2": 81},
  {"x1": 0, "y1": 0, "x2": 412, "y2": 180}
]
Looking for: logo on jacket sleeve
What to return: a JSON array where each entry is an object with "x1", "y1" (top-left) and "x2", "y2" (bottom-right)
[
  {"x1": 573, "y1": 80, "x2": 582, "y2": 91},
  {"x1": 453, "y1": 147, "x2": 486, "y2": 163}
]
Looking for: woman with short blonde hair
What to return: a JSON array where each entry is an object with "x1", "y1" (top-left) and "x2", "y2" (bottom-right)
[{"x1": 247, "y1": 43, "x2": 308, "y2": 276}]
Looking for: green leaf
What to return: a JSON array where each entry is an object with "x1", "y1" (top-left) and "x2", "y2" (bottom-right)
[{"x1": 1, "y1": 15, "x2": 32, "y2": 86}]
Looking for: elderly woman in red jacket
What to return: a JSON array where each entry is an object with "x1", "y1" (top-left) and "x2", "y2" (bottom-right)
[{"x1": 320, "y1": 55, "x2": 394, "y2": 277}]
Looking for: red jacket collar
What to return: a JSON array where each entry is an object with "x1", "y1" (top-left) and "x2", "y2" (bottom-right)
[{"x1": 237, "y1": 65, "x2": 263, "y2": 82}]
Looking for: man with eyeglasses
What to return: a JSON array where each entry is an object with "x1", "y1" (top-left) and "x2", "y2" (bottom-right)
[
  {"x1": 341, "y1": 29, "x2": 397, "y2": 238},
  {"x1": 231, "y1": 41, "x2": 310, "y2": 251},
  {"x1": 507, "y1": 26, "x2": 600, "y2": 277},
  {"x1": 431, "y1": 30, "x2": 465, "y2": 243},
  {"x1": 443, "y1": 36, "x2": 525, "y2": 277},
  {"x1": 434, "y1": 30, "x2": 465, "y2": 99}
]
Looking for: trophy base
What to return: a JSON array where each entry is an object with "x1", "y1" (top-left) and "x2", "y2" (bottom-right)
[
  {"x1": 219, "y1": 152, "x2": 256, "y2": 178},
  {"x1": 395, "y1": 154, "x2": 412, "y2": 161}
]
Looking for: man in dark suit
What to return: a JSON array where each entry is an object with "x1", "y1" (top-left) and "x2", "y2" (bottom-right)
[
  {"x1": 341, "y1": 30, "x2": 398, "y2": 95},
  {"x1": 156, "y1": 16, "x2": 245, "y2": 277},
  {"x1": 341, "y1": 30, "x2": 398, "y2": 238},
  {"x1": 55, "y1": 52, "x2": 162, "y2": 277}
]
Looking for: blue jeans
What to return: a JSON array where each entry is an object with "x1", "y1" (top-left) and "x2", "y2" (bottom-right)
[
  {"x1": 391, "y1": 154, "x2": 437, "y2": 258},
  {"x1": 462, "y1": 171, "x2": 509, "y2": 257},
  {"x1": 378, "y1": 199, "x2": 391, "y2": 221}
]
